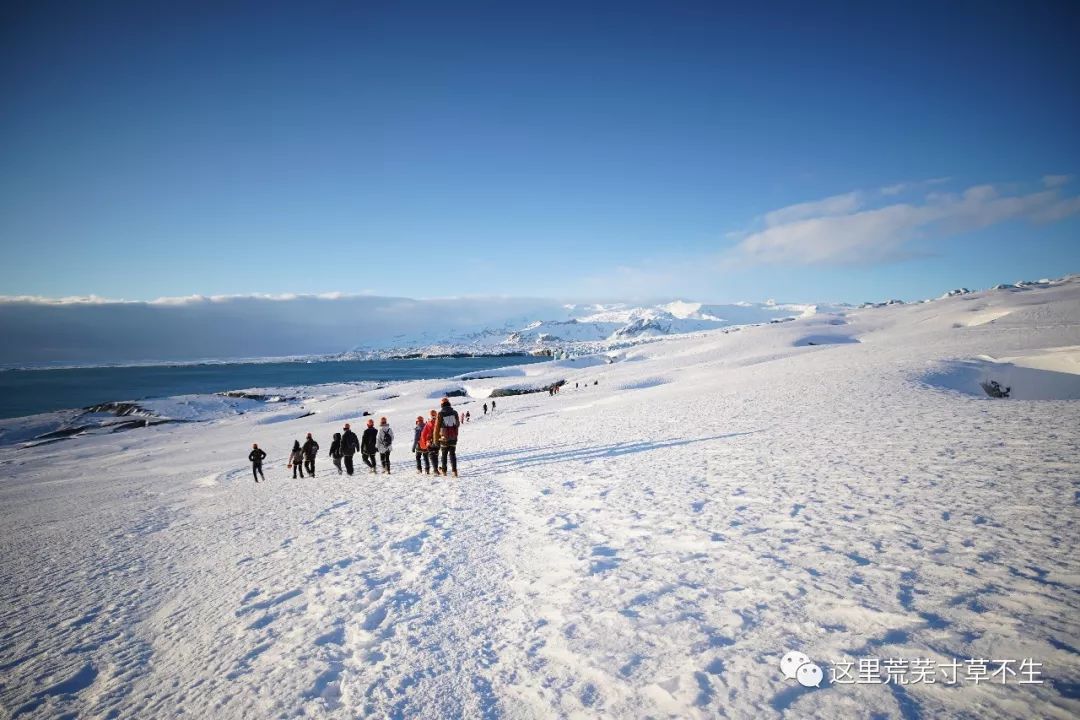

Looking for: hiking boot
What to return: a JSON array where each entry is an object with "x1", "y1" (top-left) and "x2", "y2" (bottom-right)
[{"x1": 452, "y1": 470, "x2": 459, "y2": 478}]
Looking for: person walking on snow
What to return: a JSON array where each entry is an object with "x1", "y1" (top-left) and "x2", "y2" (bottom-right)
[
  {"x1": 302, "y1": 433, "x2": 319, "y2": 477},
  {"x1": 328, "y1": 432, "x2": 343, "y2": 475},
  {"x1": 340, "y1": 423, "x2": 360, "y2": 476},
  {"x1": 434, "y1": 397, "x2": 461, "y2": 477},
  {"x1": 288, "y1": 440, "x2": 305, "y2": 478},
  {"x1": 361, "y1": 419, "x2": 378, "y2": 473},
  {"x1": 412, "y1": 416, "x2": 430, "y2": 474},
  {"x1": 483, "y1": 402, "x2": 488, "y2": 415},
  {"x1": 376, "y1": 417, "x2": 394, "y2": 474},
  {"x1": 423, "y1": 410, "x2": 439, "y2": 475},
  {"x1": 465, "y1": 410, "x2": 471, "y2": 423},
  {"x1": 491, "y1": 400, "x2": 496, "y2": 411},
  {"x1": 249, "y1": 443, "x2": 266, "y2": 482}
]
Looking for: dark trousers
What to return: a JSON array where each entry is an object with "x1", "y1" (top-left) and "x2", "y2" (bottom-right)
[
  {"x1": 332, "y1": 456, "x2": 343, "y2": 474},
  {"x1": 379, "y1": 451, "x2": 391, "y2": 472},
  {"x1": 362, "y1": 452, "x2": 377, "y2": 471},
  {"x1": 292, "y1": 463, "x2": 305, "y2": 479},
  {"x1": 439, "y1": 444, "x2": 457, "y2": 473},
  {"x1": 252, "y1": 463, "x2": 264, "y2": 482},
  {"x1": 416, "y1": 451, "x2": 431, "y2": 471},
  {"x1": 304, "y1": 458, "x2": 315, "y2": 476},
  {"x1": 343, "y1": 455, "x2": 355, "y2": 475}
]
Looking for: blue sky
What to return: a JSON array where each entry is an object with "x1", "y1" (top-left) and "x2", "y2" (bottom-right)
[{"x1": 1, "y1": 0, "x2": 1078, "y2": 304}]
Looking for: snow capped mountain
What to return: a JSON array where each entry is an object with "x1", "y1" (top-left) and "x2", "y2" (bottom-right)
[{"x1": 358, "y1": 300, "x2": 818, "y2": 357}]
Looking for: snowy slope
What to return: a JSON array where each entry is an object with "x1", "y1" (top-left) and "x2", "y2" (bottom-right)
[{"x1": 1, "y1": 279, "x2": 1078, "y2": 719}]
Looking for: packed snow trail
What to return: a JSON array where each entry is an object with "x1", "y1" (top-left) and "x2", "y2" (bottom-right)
[{"x1": 1, "y1": 280, "x2": 1079, "y2": 718}]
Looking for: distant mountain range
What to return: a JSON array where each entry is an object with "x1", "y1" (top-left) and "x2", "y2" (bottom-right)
[{"x1": 336, "y1": 300, "x2": 828, "y2": 359}]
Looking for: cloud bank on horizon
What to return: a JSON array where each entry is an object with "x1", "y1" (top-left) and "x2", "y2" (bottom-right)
[{"x1": 0, "y1": 295, "x2": 571, "y2": 366}]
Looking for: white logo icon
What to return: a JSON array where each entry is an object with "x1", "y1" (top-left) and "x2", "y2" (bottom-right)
[{"x1": 780, "y1": 650, "x2": 824, "y2": 687}]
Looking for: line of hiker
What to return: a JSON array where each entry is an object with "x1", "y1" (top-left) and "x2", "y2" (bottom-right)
[{"x1": 247, "y1": 397, "x2": 463, "y2": 482}]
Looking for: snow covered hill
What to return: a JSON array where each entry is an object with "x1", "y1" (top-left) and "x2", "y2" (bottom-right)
[
  {"x1": 1, "y1": 278, "x2": 1078, "y2": 719},
  {"x1": 345, "y1": 300, "x2": 821, "y2": 358}
]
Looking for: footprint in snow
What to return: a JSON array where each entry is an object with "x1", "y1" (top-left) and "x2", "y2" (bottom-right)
[{"x1": 362, "y1": 605, "x2": 388, "y2": 632}]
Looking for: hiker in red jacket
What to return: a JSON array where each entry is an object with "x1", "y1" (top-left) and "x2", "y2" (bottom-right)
[{"x1": 421, "y1": 410, "x2": 438, "y2": 475}]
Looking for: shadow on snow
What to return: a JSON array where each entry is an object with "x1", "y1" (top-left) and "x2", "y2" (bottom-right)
[{"x1": 474, "y1": 432, "x2": 761, "y2": 471}]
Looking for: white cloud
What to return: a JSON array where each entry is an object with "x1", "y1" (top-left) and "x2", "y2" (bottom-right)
[
  {"x1": 763, "y1": 192, "x2": 862, "y2": 227},
  {"x1": 734, "y1": 179, "x2": 1080, "y2": 266},
  {"x1": 1043, "y1": 174, "x2": 1072, "y2": 188},
  {"x1": 879, "y1": 177, "x2": 952, "y2": 196},
  {"x1": 1031, "y1": 195, "x2": 1080, "y2": 223}
]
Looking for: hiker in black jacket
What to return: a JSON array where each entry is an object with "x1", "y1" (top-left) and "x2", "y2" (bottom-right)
[
  {"x1": 328, "y1": 432, "x2": 343, "y2": 475},
  {"x1": 361, "y1": 419, "x2": 378, "y2": 473},
  {"x1": 302, "y1": 433, "x2": 319, "y2": 477},
  {"x1": 248, "y1": 443, "x2": 266, "y2": 482},
  {"x1": 434, "y1": 397, "x2": 461, "y2": 477},
  {"x1": 340, "y1": 423, "x2": 360, "y2": 476},
  {"x1": 412, "y1": 416, "x2": 429, "y2": 473}
]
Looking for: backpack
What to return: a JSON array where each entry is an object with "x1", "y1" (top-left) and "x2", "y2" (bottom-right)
[{"x1": 440, "y1": 410, "x2": 459, "y2": 441}]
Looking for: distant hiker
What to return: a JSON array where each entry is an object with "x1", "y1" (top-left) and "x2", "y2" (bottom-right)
[
  {"x1": 341, "y1": 423, "x2": 360, "y2": 476},
  {"x1": 483, "y1": 402, "x2": 488, "y2": 415},
  {"x1": 594, "y1": 380, "x2": 598, "y2": 386},
  {"x1": 434, "y1": 397, "x2": 461, "y2": 477},
  {"x1": 288, "y1": 440, "x2": 305, "y2": 479},
  {"x1": 376, "y1": 417, "x2": 394, "y2": 474},
  {"x1": 328, "y1": 432, "x2": 343, "y2": 475},
  {"x1": 361, "y1": 419, "x2": 378, "y2": 473},
  {"x1": 575, "y1": 382, "x2": 579, "y2": 389},
  {"x1": 412, "y1": 416, "x2": 430, "y2": 474},
  {"x1": 302, "y1": 433, "x2": 319, "y2": 477},
  {"x1": 423, "y1": 410, "x2": 439, "y2": 475},
  {"x1": 249, "y1": 443, "x2": 266, "y2": 483},
  {"x1": 491, "y1": 400, "x2": 496, "y2": 411}
]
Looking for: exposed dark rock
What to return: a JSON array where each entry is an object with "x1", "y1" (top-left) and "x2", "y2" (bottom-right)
[
  {"x1": 219, "y1": 391, "x2": 296, "y2": 403},
  {"x1": 489, "y1": 380, "x2": 565, "y2": 398},
  {"x1": 387, "y1": 351, "x2": 533, "y2": 360},
  {"x1": 980, "y1": 380, "x2": 1011, "y2": 398},
  {"x1": 82, "y1": 401, "x2": 153, "y2": 417}
]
